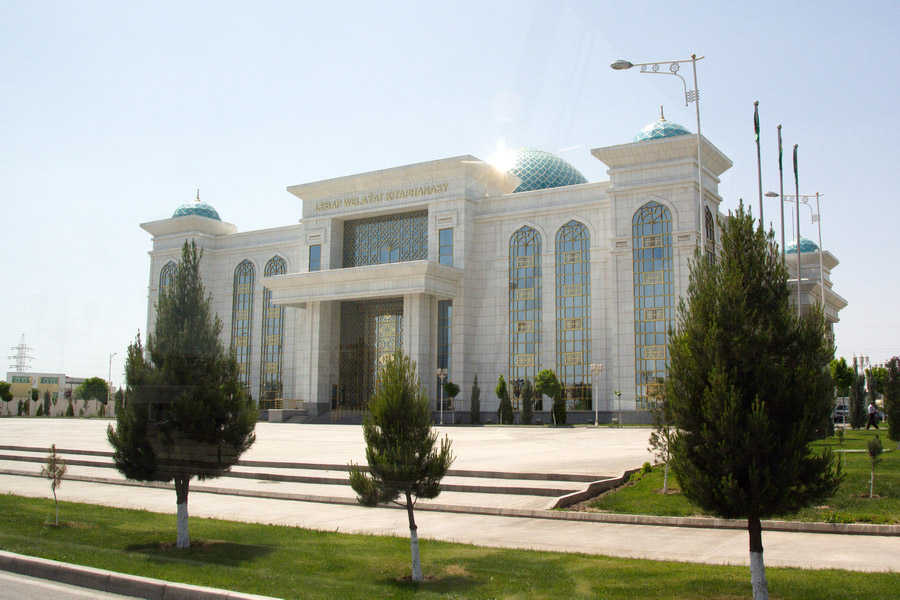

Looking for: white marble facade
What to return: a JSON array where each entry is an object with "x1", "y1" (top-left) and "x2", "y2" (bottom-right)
[{"x1": 140, "y1": 123, "x2": 844, "y2": 423}]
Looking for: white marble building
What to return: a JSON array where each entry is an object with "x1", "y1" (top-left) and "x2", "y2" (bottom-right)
[{"x1": 140, "y1": 115, "x2": 844, "y2": 423}]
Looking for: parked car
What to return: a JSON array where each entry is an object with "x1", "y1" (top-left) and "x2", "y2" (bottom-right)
[{"x1": 833, "y1": 403, "x2": 849, "y2": 424}]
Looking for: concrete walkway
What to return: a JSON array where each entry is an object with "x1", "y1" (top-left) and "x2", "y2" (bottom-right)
[{"x1": 1, "y1": 419, "x2": 897, "y2": 573}]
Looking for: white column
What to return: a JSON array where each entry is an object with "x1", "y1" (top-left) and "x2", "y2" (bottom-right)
[{"x1": 403, "y1": 294, "x2": 434, "y2": 400}]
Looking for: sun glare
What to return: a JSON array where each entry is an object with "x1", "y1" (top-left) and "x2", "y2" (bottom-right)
[{"x1": 487, "y1": 139, "x2": 516, "y2": 172}]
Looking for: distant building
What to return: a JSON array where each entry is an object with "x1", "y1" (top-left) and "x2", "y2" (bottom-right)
[
  {"x1": 785, "y1": 237, "x2": 847, "y2": 340},
  {"x1": 140, "y1": 114, "x2": 846, "y2": 424},
  {"x1": 2, "y1": 371, "x2": 111, "y2": 417}
]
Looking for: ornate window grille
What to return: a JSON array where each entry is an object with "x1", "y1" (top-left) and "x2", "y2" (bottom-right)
[
  {"x1": 231, "y1": 260, "x2": 255, "y2": 393},
  {"x1": 632, "y1": 201, "x2": 673, "y2": 409},
  {"x1": 555, "y1": 220, "x2": 591, "y2": 410},
  {"x1": 159, "y1": 261, "x2": 177, "y2": 294},
  {"x1": 705, "y1": 207, "x2": 716, "y2": 264},
  {"x1": 342, "y1": 211, "x2": 427, "y2": 267},
  {"x1": 260, "y1": 256, "x2": 286, "y2": 406},
  {"x1": 509, "y1": 226, "x2": 541, "y2": 407}
]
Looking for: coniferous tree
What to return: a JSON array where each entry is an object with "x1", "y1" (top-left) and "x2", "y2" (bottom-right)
[
  {"x1": 108, "y1": 240, "x2": 257, "y2": 549},
  {"x1": 41, "y1": 444, "x2": 67, "y2": 525},
  {"x1": 496, "y1": 375, "x2": 513, "y2": 424},
  {"x1": 349, "y1": 352, "x2": 454, "y2": 582},
  {"x1": 868, "y1": 435, "x2": 883, "y2": 498},
  {"x1": 469, "y1": 376, "x2": 481, "y2": 424},
  {"x1": 884, "y1": 357, "x2": 900, "y2": 448},
  {"x1": 667, "y1": 204, "x2": 840, "y2": 600},
  {"x1": 520, "y1": 379, "x2": 534, "y2": 425},
  {"x1": 850, "y1": 368, "x2": 866, "y2": 429}
]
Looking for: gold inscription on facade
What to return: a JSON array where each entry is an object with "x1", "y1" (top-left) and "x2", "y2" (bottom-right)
[{"x1": 314, "y1": 182, "x2": 449, "y2": 212}]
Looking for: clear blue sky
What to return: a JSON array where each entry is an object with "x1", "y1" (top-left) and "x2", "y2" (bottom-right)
[{"x1": 2, "y1": 1, "x2": 898, "y2": 384}]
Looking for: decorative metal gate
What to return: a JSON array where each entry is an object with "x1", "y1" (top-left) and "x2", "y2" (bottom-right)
[{"x1": 338, "y1": 298, "x2": 403, "y2": 410}]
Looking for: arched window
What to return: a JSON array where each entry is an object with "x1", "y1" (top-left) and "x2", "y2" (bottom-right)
[
  {"x1": 555, "y1": 221, "x2": 591, "y2": 410},
  {"x1": 509, "y1": 226, "x2": 541, "y2": 408},
  {"x1": 159, "y1": 261, "x2": 177, "y2": 294},
  {"x1": 705, "y1": 207, "x2": 716, "y2": 264},
  {"x1": 231, "y1": 260, "x2": 255, "y2": 393},
  {"x1": 260, "y1": 256, "x2": 286, "y2": 407},
  {"x1": 632, "y1": 202, "x2": 674, "y2": 409}
]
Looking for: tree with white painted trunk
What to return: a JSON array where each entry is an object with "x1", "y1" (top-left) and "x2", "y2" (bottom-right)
[
  {"x1": 667, "y1": 204, "x2": 841, "y2": 600},
  {"x1": 41, "y1": 444, "x2": 67, "y2": 525},
  {"x1": 349, "y1": 351, "x2": 454, "y2": 582},
  {"x1": 108, "y1": 240, "x2": 257, "y2": 549}
]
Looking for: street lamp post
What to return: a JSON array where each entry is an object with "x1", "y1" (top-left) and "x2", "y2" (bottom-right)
[
  {"x1": 612, "y1": 54, "x2": 706, "y2": 256},
  {"x1": 437, "y1": 368, "x2": 447, "y2": 425},
  {"x1": 590, "y1": 363, "x2": 603, "y2": 426},
  {"x1": 108, "y1": 352, "x2": 116, "y2": 406},
  {"x1": 614, "y1": 389, "x2": 622, "y2": 427}
]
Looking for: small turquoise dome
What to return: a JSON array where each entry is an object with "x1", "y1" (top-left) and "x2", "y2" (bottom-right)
[
  {"x1": 786, "y1": 237, "x2": 819, "y2": 254},
  {"x1": 633, "y1": 109, "x2": 692, "y2": 142},
  {"x1": 505, "y1": 148, "x2": 588, "y2": 193},
  {"x1": 172, "y1": 194, "x2": 221, "y2": 221}
]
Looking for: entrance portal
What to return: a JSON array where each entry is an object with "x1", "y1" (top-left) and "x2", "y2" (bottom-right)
[{"x1": 338, "y1": 298, "x2": 403, "y2": 410}]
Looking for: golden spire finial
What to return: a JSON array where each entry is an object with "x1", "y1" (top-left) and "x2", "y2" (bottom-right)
[
  {"x1": 659, "y1": 105, "x2": 666, "y2": 121},
  {"x1": 195, "y1": 189, "x2": 200, "y2": 202}
]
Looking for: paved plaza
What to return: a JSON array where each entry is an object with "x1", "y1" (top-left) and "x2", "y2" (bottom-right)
[{"x1": 1, "y1": 419, "x2": 897, "y2": 574}]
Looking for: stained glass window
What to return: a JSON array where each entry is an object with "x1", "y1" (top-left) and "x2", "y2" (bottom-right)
[
  {"x1": 705, "y1": 207, "x2": 716, "y2": 264},
  {"x1": 159, "y1": 261, "x2": 177, "y2": 294},
  {"x1": 259, "y1": 256, "x2": 286, "y2": 407},
  {"x1": 509, "y1": 226, "x2": 541, "y2": 409},
  {"x1": 555, "y1": 221, "x2": 591, "y2": 410},
  {"x1": 633, "y1": 202, "x2": 673, "y2": 409},
  {"x1": 231, "y1": 260, "x2": 255, "y2": 393}
]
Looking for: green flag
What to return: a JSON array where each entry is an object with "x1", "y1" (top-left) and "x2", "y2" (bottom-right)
[
  {"x1": 793, "y1": 144, "x2": 799, "y2": 187},
  {"x1": 754, "y1": 102, "x2": 760, "y2": 144},
  {"x1": 778, "y1": 126, "x2": 783, "y2": 171}
]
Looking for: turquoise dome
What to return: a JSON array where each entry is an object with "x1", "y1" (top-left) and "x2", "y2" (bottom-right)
[
  {"x1": 633, "y1": 114, "x2": 692, "y2": 142},
  {"x1": 786, "y1": 237, "x2": 819, "y2": 254},
  {"x1": 172, "y1": 196, "x2": 221, "y2": 221},
  {"x1": 505, "y1": 148, "x2": 588, "y2": 193}
]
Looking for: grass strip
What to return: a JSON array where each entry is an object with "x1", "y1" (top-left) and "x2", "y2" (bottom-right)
[
  {"x1": 1, "y1": 493, "x2": 898, "y2": 599},
  {"x1": 586, "y1": 429, "x2": 899, "y2": 524}
]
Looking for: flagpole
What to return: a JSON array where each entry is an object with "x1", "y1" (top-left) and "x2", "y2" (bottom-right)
[
  {"x1": 754, "y1": 101, "x2": 763, "y2": 229},
  {"x1": 778, "y1": 125, "x2": 785, "y2": 263},
  {"x1": 793, "y1": 144, "x2": 801, "y2": 318}
]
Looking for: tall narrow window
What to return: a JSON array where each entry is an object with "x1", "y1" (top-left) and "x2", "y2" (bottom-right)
[
  {"x1": 437, "y1": 300, "x2": 452, "y2": 410},
  {"x1": 308, "y1": 244, "x2": 321, "y2": 272},
  {"x1": 555, "y1": 221, "x2": 591, "y2": 410},
  {"x1": 633, "y1": 202, "x2": 674, "y2": 409},
  {"x1": 231, "y1": 260, "x2": 255, "y2": 393},
  {"x1": 260, "y1": 256, "x2": 286, "y2": 407},
  {"x1": 705, "y1": 207, "x2": 716, "y2": 264},
  {"x1": 438, "y1": 228, "x2": 453, "y2": 266},
  {"x1": 509, "y1": 226, "x2": 541, "y2": 408},
  {"x1": 159, "y1": 261, "x2": 177, "y2": 294}
]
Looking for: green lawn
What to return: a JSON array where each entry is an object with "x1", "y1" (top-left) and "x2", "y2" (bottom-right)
[
  {"x1": 587, "y1": 429, "x2": 900, "y2": 524},
  {"x1": 2, "y1": 494, "x2": 898, "y2": 599}
]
